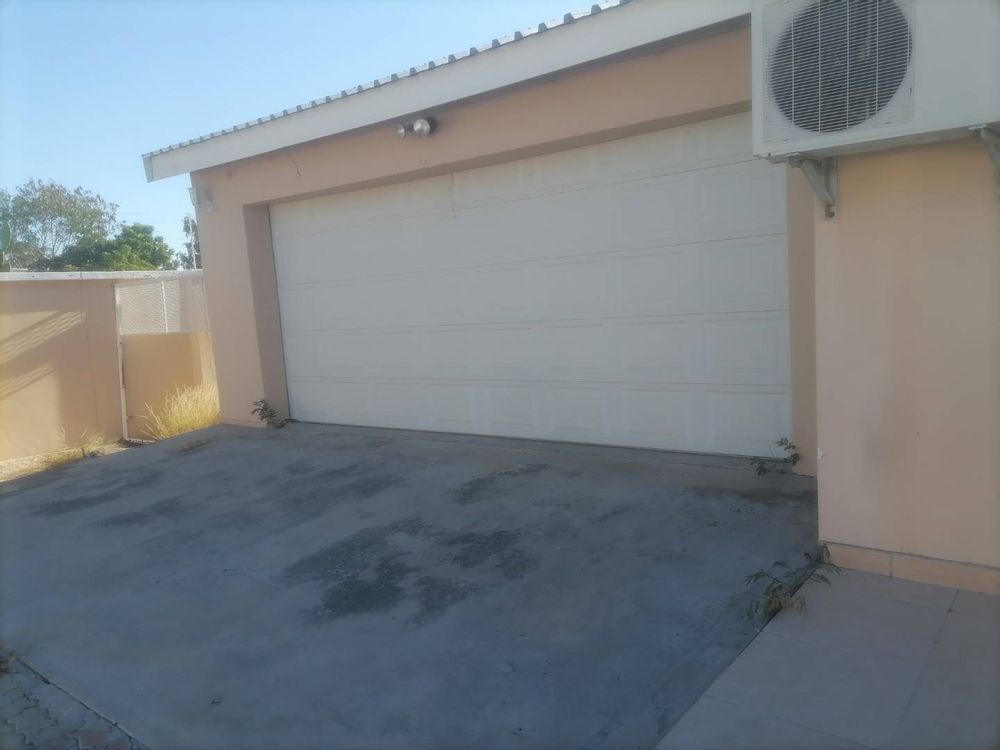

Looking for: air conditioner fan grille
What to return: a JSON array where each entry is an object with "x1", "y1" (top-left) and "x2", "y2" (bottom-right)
[{"x1": 767, "y1": 0, "x2": 912, "y2": 134}]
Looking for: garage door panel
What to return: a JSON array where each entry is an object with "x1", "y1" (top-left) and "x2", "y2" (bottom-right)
[
  {"x1": 616, "y1": 174, "x2": 699, "y2": 248},
  {"x1": 694, "y1": 113, "x2": 754, "y2": 166},
  {"x1": 368, "y1": 331, "x2": 421, "y2": 378},
  {"x1": 470, "y1": 265, "x2": 537, "y2": 322},
  {"x1": 374, "y1": 383, "x2": 423, "y2": 427},
  {"x1": 706, "y1": 390, "x2": 790, "y2": 455},
  {"x1": 701, "y1": 237, "x2": 788, "y2": 312},
  {"x1": 704, "y1": 315, "x2": 789, "y2": 385},
  {"x1": 272, "y1": 113, "x2": 791, "y2": 456},
  {"x1": 697, "y1": 162, "x2": 786, "y2": 241},
  {"x1": 595, "y1": 125, "x2": 695, "y2": 181},
  {"x1": 320, "y1": 333, "x2": 368, "y2": 378},
  {"x1": 616, "y1": 320, "x2": 695, "y2": 383},
  {"x1": 281, "y1": 334, "x2": 324, "y2": 381},
  {"x1": 544, "y1": 323, "x2": 612, "y2": 380},
  {"x1": 621, "y1": 388, "x2": 696, "y2": 450},
  {"x1": 616, "y1": 248, "x2": 700, "y2": 315},
  {"x1": 426, "y1": 384, "x2": 476, "y2": 431},
  {"x1": 424, "y1": 329, "x2": 476, "y2": 377},
  {"x1": 545, "y1": 386, "x2": 609, "y2": 442},
  {"x1": 479, "y1": 326, "x2": 541, "y2": 379},
  {"x1": 540, "y1": 257, "x2": 610, "y2": 318}
]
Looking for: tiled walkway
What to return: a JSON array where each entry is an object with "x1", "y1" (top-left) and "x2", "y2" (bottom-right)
[
  {"x1": 0, "y1": 656, "x2": 146, "y2": 750},
  {"x1": 658, "y1": 570, "x2": 1000, "y2": 750}
]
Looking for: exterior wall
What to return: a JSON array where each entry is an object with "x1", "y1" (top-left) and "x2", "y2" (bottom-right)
[
  {"x1": 122, "y1": 332, "x2": 216, "y2": 440},
  {"x1": 815, "y1": 139, "x2": 1000, "y2": 593},
  {"x1": 190, "y1": 25, "x2": 817, "y2": 463},
  {"x1": 0, "y1": 279, "x2": 218, "y2": 460},
  {"x1": 0, "y1": 279, "x2": 122, "y2": 459}
]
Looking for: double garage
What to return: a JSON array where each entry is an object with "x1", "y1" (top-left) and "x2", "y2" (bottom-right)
[{"x1": 270, "y1": 113, "x2": 791, "y2": 457}]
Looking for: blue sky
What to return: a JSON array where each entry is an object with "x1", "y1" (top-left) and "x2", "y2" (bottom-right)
[{"x1": 1, "y1": 0, "x2": 577, "y2": 254}]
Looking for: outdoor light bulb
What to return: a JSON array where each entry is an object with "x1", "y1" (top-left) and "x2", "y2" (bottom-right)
[
  {"x1": 396, "y1": 123, "x2": 408, "y2": 139},
  {"x1": 411, "y1": 118, "x2": 432, "y2": 136}
]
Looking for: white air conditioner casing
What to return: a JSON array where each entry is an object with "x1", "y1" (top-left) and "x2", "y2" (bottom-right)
[{"x1": 752, "y1": 0, "x2": 1000, "y2": 159}]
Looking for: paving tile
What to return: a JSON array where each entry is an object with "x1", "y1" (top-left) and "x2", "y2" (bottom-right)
[
  {"x1": 766, "y1": 580, "x2": 948, "y2": 661},
  {"x1": 706, "y1": 632, "x2": 924, "y2": 749},
  {"x1": 812, "y1": 569, "x2": 957, "y2": 611},
  {"x1": 657, "y1": 694, "x2": 871, "y2": 750},
  {"x1": 890, "y1": 611, "x2": 1000, "y2": 750},
  {"x1": 950, "y1": 589, "x2": 1000, "y2": 621}
]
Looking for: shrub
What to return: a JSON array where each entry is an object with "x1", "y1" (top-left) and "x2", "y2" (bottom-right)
[
  {"x1": 142, "y1": 383, "x2": 220, "y2": 440},
  {"x1": 251, "y1": 399, "x2": 286, "y2": 428}
]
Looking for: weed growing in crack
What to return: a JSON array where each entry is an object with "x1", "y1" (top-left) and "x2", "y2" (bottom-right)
[{"x1": 739, "y1": 548, "x2": 841, "y2": 624}]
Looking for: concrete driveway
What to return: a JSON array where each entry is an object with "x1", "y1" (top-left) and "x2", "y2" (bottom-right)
[{"x1": 0, "y1": 423, "x2": 816, "y2": 749}]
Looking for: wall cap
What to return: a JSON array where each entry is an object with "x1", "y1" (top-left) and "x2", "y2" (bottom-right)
[{"x1": 0, "y1": 270, "x2": 203, "y2": 282}]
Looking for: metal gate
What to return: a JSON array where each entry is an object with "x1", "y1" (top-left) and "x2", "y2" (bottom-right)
[{"x1": 114, "y1": 272, "x2": 211, "y2": 440}]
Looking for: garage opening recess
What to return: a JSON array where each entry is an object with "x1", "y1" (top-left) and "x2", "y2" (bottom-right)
[{"x1": 269, "y1": 113, "x2": 791, "y2": 458}]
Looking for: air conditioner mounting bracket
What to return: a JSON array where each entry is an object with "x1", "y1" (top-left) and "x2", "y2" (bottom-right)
[
  {"x1": 971, "y1": 126, "x2": 1000, "y2": 202},
  {"x1": 788, "y1": 155, "x2": 837, "y2": 218}
]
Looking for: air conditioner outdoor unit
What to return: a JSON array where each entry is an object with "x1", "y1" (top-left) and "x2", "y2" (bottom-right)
[{"x1": 752, "y1": 0, "x2": 1000, "y2": 160}]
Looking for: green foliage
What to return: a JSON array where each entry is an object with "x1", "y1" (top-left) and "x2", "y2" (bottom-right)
[
  {"x1": 44, "y1": 223, "x2": 178, "y2": 271},
  {"x1": 0, "y1": 180, "x2": 182, "y2": 271},
  {"x1": 0, "y1": 220, "x2": 10, "y2": 271},
  {"x1": 251, "y1": 399, "x2": 286, "y2": 428},
  {"x1": 181, "y1": 214, "x2": 201, "y2": 269},
  {"x1": 0, "y1": 179, "x2": 119, "y2": 268},
  {"x1": 741, "y1": 550, "x2": 841, "y2": 623},
  {"x1": 752, "y1": 437, "x2": 801, "y2": 475},
  {"x1": 776, "y1": 437, "x2": 800, "y2": 466}
]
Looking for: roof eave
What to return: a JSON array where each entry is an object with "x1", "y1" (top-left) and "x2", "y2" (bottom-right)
[{"x1": 143, "y1": 0, "x2": 750, "y2": 182}]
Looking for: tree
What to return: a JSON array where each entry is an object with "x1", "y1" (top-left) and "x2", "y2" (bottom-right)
[
  {"x1": 181, "y1": 214, "x2": 201, "y2": 269},
  {"x1": 47, "y1": 223, "x2": 179, "y2": 271},
  {"x1": 0, "y1": 180, "x2": 119, "y2": 269}
]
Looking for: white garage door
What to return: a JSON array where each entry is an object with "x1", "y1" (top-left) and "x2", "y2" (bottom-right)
[{"x1": 271, "y1": 113, "x2": 790, "y2": 456}]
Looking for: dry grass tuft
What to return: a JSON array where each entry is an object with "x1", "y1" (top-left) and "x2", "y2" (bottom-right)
[
  {"x1": 142, "y1": 383, "x2": 221, "y2": 441},
  {"x1": 41, "y1": 429, "x2": 110, "y2": 470}
]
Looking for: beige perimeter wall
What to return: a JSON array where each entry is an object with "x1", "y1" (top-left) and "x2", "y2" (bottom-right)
[
  {"x1": 0, "y1": 279, "x2": 216, "y2": 460},
  {"x1": 815, "y1": 140, "x2": 1000, "y2": 592}
]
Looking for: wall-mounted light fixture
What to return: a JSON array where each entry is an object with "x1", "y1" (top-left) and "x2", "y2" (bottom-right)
[{"x1": 396, "y1": 117, "x2": 437, "y2": 139}]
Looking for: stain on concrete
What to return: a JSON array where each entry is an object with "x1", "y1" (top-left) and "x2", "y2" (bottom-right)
[
  {"x1": 310, "y1": 557, "x2": 415, "y2": 621},
  {"x1": 497, "y1": 548, "x2": 540, "y2": 580},
  {"x1": 446, "y1": 530, "x2": 520, "y2": 568},
  {"x1": 341, "y1": 473, "x2": 404, "y2": 499},
  {"x1": 454, "y1": 463, "x2": 549, "y2": 504},
  {"x1": 412, "y1": 576, "x2": 478, "y2": 623},
  {"x1": 312, "y1": 461, "x2": 367, "y2": 484},
  {"x1": 270, "y1": 462, "x2": 404, "y2": 528},
  {"x1": 284, "y1": 518, "x2": 425, "y2": 586},
  {"x1": 175, "y1": 438, "x2": 211, "y2": 455},
  {"x1": 686, "y1": 485, "x2": 814, "y2": 508},
  {"x1": 97, "y1": 497, "x2": 185, "y2": 527},
  {"x1": 284, "y1": 460, "x2": 316, "y2": 476},
  {"x1": 286, "y1": 517, "x2": 528, "y2": 623},
  {"x1": 739, "y1": 487, "x2": 815, "y2": 506},
  {"x1": 445, "y1": 530, "x2": 539, "y2": 579},
  {"x1": 32, "y1": 488, "x2": 124, "y2": 516},
  {"x1": 27, "y1": 467, "x2": 164, "y2": 517},
  {"x1": 454, "y1": 475, "x2": 496, "y2": 505},
  {"x1": 593, "y1": 504, "x2": 634, "y2": 523}
]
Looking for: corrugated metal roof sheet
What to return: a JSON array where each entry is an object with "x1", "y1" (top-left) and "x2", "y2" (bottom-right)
[{"x1": 142, "y1": 1, "x2": 627, "y2": 160}]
